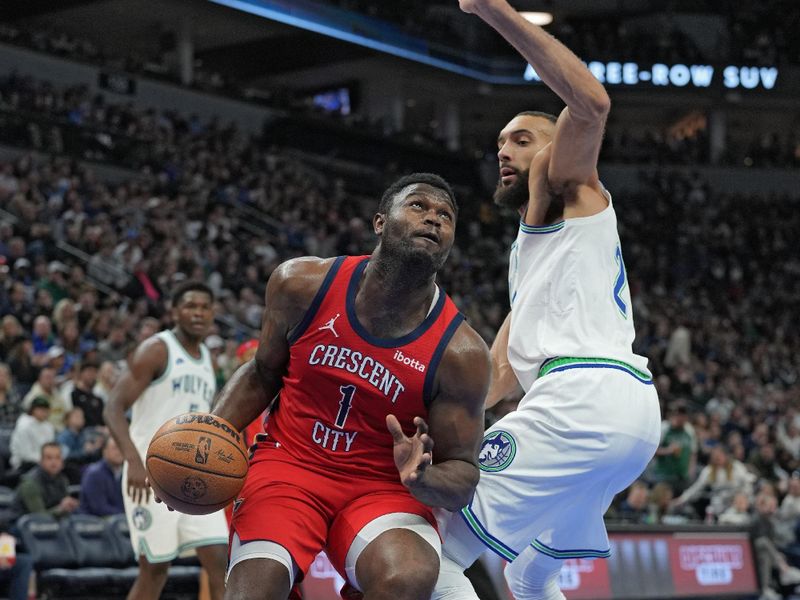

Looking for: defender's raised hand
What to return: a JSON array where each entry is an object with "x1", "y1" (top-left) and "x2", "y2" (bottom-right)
[{"x1": 387, "y1": 414, "x2": 434, "y2": 488}]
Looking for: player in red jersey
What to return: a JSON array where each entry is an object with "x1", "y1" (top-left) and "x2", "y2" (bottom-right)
[{"x1": 211, "y1": 173, "x2": 490, "y2": 600}]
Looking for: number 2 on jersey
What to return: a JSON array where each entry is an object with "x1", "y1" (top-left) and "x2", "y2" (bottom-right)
[
  {"x1": 613, "y1": 244, "x2": 628, "y2": 318},
  {"x1": 335, "y1": 385, "x2": 356, "y2": 428}
]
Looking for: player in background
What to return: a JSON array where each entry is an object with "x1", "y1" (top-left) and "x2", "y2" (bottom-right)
[
  {"x1": 209, "y1": 173, "x2": 490, "y2": 600},
  {"x1": 432, "y1": 2, "x2": 662, "y2": 599},
  {"x1": 104, "y1": 281, "x2": 228, "y2": 600}
]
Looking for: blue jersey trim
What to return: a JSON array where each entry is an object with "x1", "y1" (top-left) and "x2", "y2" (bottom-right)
[
  {"x1": 519, "y1": 220, "x2": 565, "y2": 234},
  {"x1": 544, "y1": 362, "x2": 653, "y2": 385},
  {"x1": 287, "y1": 256, "x2": 346, "y2": 345},
  {"x1": 460, "y1": 504, "x2": 519, "y2": 562},
  {"x1": 345, "y1": 258, "x2": 446, "y2": 348},
  {"x1": 422, "y1": 312, "x2": 465, "y2": 408},
  {"x1": 531, "y1": 538, "x2": 611, "y2": 559}
]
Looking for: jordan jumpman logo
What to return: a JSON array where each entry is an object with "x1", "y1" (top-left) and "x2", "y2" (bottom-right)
[{"x1": 318, "y1": 313, "x2": 341, "y2": 338}]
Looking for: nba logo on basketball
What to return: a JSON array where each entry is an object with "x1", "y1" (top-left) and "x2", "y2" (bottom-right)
[{"x1": 195, "y1": 436, "x2": 211, "y2": 464}]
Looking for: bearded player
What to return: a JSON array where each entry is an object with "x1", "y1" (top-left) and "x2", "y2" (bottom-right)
[{"x1": 432, "y1": 2, "x2": 662, "y2": 599}]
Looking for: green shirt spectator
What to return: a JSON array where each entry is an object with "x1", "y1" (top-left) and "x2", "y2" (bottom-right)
[
  {"x1": 13, "y1": 442, "x2": 79, "y2": 519},
  {"x1": 654, "y1": 403, "x2": 697, "y2": 494}
]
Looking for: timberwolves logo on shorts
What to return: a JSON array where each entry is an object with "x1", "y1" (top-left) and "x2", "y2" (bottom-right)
[
  {"x1": 132, "y1": 507, "x2": 152, "y2": 531},
  {"x1": 478, "y1": 431, "x2": 516, "y2": 472}
]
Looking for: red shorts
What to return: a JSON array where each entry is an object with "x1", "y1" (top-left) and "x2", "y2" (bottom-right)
[{"x1": 231, "y1": 442, "x2": 437, "y2": 580}]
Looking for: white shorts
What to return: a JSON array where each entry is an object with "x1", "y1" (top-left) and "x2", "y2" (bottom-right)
[
  {"x1": 122, "y1": 462, "x2": 229, "y2": 563},
  {"x1": 442, "y1": 359, "x2": 661, "y2": 566}
]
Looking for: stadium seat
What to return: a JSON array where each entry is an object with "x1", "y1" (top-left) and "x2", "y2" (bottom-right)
[
  {"x1": 0, "y1": 485, "x2": 17, "y2": 525},
  {"x1": 16, "y1": 514, "x2": 77, "y2": 570},
  {"x1": 61, "y1": 514, "x2": 138, "y2": 591},
  {"x1": 64, "y1": 514, "x2": 122, "y2": 568}
]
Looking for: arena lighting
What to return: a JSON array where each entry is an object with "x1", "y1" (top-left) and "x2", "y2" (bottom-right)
[
  {"x1": 520, "y1": 12, "x2": 553, "y2": 26},
  {"x1": 206, "y1": 0, "x2": 496, "y2": 81}
]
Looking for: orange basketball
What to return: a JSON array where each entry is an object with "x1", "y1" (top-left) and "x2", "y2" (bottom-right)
[{"x1": 146, "y1": 412, "x2": 248, "y2": 515}]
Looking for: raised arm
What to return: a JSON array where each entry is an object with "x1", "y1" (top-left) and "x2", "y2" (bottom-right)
[
  {"x1": 103, "y1": 337, "x2": 168, "y2": 505},
  {"x1": 461, "y1": 0, "x2": 609, "y2": 205},
  {"x1": 211, "y1": 257, "x2": 332, "y2": 431},
  {"x1": 485, "y1": 311, "x2": 520, "y2": 409},
  {"x1": 389, "y1": 323, "x2": 490, "y2": 511}
]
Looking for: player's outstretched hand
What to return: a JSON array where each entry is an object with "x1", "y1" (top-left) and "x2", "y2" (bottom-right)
[
  {"x1": 126, "y1": 456, "x2": 151, "y2": 505},
  {"x1": 387, "y1": 414, "x2": 434, "y2": 489}
]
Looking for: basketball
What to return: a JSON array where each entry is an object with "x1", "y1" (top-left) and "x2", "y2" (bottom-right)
[{"x1": 146, "y1": 413, "x2": 248, "y2": 515}]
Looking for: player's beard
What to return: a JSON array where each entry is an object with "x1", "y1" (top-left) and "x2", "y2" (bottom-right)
[
  {"x1": 378, "y1": 228, "x2": 448, "y2": 286},
  {"x1": 493, "y1": 169, "x2": 530, "y2": 211}
]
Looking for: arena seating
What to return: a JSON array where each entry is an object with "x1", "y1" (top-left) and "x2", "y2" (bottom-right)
[{"x1": 15, "y1": 514, "x2": 200, "y2": 599}]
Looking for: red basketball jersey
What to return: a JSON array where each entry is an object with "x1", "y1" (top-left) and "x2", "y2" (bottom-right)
[{"x1": 264, "y1": 255, "x2": 464, "y2": 481}]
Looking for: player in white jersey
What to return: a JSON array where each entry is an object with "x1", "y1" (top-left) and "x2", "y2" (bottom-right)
[
  {"x1": 104, "y1": 281, "x2": 228, "y2": 600},
  {"x1": 432, "y1": 2, "x2": 662, "y2": 599}
]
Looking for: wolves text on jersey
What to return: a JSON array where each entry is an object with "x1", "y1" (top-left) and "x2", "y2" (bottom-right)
[
  {"x1": 308, "y1": 344, "x2": 406, "y2": 404},
  {"x1": 171, "y1": 374, "x2": 214, "y2": 404}
]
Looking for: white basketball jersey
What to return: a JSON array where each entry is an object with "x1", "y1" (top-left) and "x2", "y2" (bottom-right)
[
  {"x1": 507, "y1": 190, "x2": 650, "y2": 392},
  {"x1": 129, "y1": 330, "x2": 216, "y2": 457}
]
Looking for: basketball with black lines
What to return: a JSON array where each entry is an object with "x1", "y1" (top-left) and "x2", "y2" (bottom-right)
[{"x1": 146, "y1": 413, "x2": 248, "y2": 515}]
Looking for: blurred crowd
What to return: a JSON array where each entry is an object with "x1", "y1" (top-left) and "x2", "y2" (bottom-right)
[{"x1": 2, "y1": 71, "x2": 799, "y2": 202}]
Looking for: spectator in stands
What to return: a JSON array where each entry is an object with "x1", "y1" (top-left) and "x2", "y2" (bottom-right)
[
  {"x1": 779, "y1": 474, "x2": 800, "y2": 523},
  {"x1": 39, "y1": 261, "x2": 70, "y2": 304},
  {"x1": 135, "y1": 317, "x2": 160, "y2": 345},
  {"x1": 0, "y1": 283, "x2": 34, "y2": 332},
  {"x1": 92, "y1": 360, "x2": 117, "y2": 405},
  {"x1": 3, "y1": 336, "x2": 36, "y2": 394},
  {"x1": 613, "y1": 481, "x2": 650, "y2": 524},
  {"x1": 96, "y1": 323, "x2": 128, "y2": 363},
  {"x1": 51, "y1": 298, "x2": 77, "y2": 334},
  {"x1": 652, "y1": 402, "x2": 697, "y2": 494},
  {"x1": 774, "y1": 474, "x2": 800, "y2": 552},
  {"x1": 9, "y1": 397, "x2": 55, "y2": 472},
  {"x1": 719, "y1": 492, "x2": 753, "y2": 526},
  {"x1": 21, "y1": 366, "x2": 69, "y2": 428},
  {"x1": 56, "y1": 407, "x2": 102, "y2": 468},
  {"x1": 55, "y1": 319, "x2": 85, "y2": 375},
  {"x1": 69, "y1": 361, "x2": 103, "y2": 428},
  {"x1": 648, "y1": 482, "x2": 678, "y2": 524},
  {"x1": 671, "y1": 445, "x2": 755, "y2": 519},
  {"x1": 78, "y1": 436, "x2": 124, "y2": 517},
  {"x1": 777, "y1": 418, "x2": 800, "y2": 461},
  {"x1": 752, "y1": 492, "x2": 800, "y2": 600},
  {"x1": 13, "y1": 441, "x2": 77, "y2": 519},
  {"x1": 749, "y1": 444, "x2": 790, "y2": 493},
  {"x1": 30, "y1": 315, "x2": 54, "y2": 362},
  {"x1": 0, "y1": 315, "x2": 24, "y2": 358},
  {"x1": 0, "y1": 363, "x2": 21, "y2": 428}
]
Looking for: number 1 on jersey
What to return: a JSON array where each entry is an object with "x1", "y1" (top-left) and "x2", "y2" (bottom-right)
[{"x1": 335, "y1": 385, "x2": 356, "y2": 428}]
